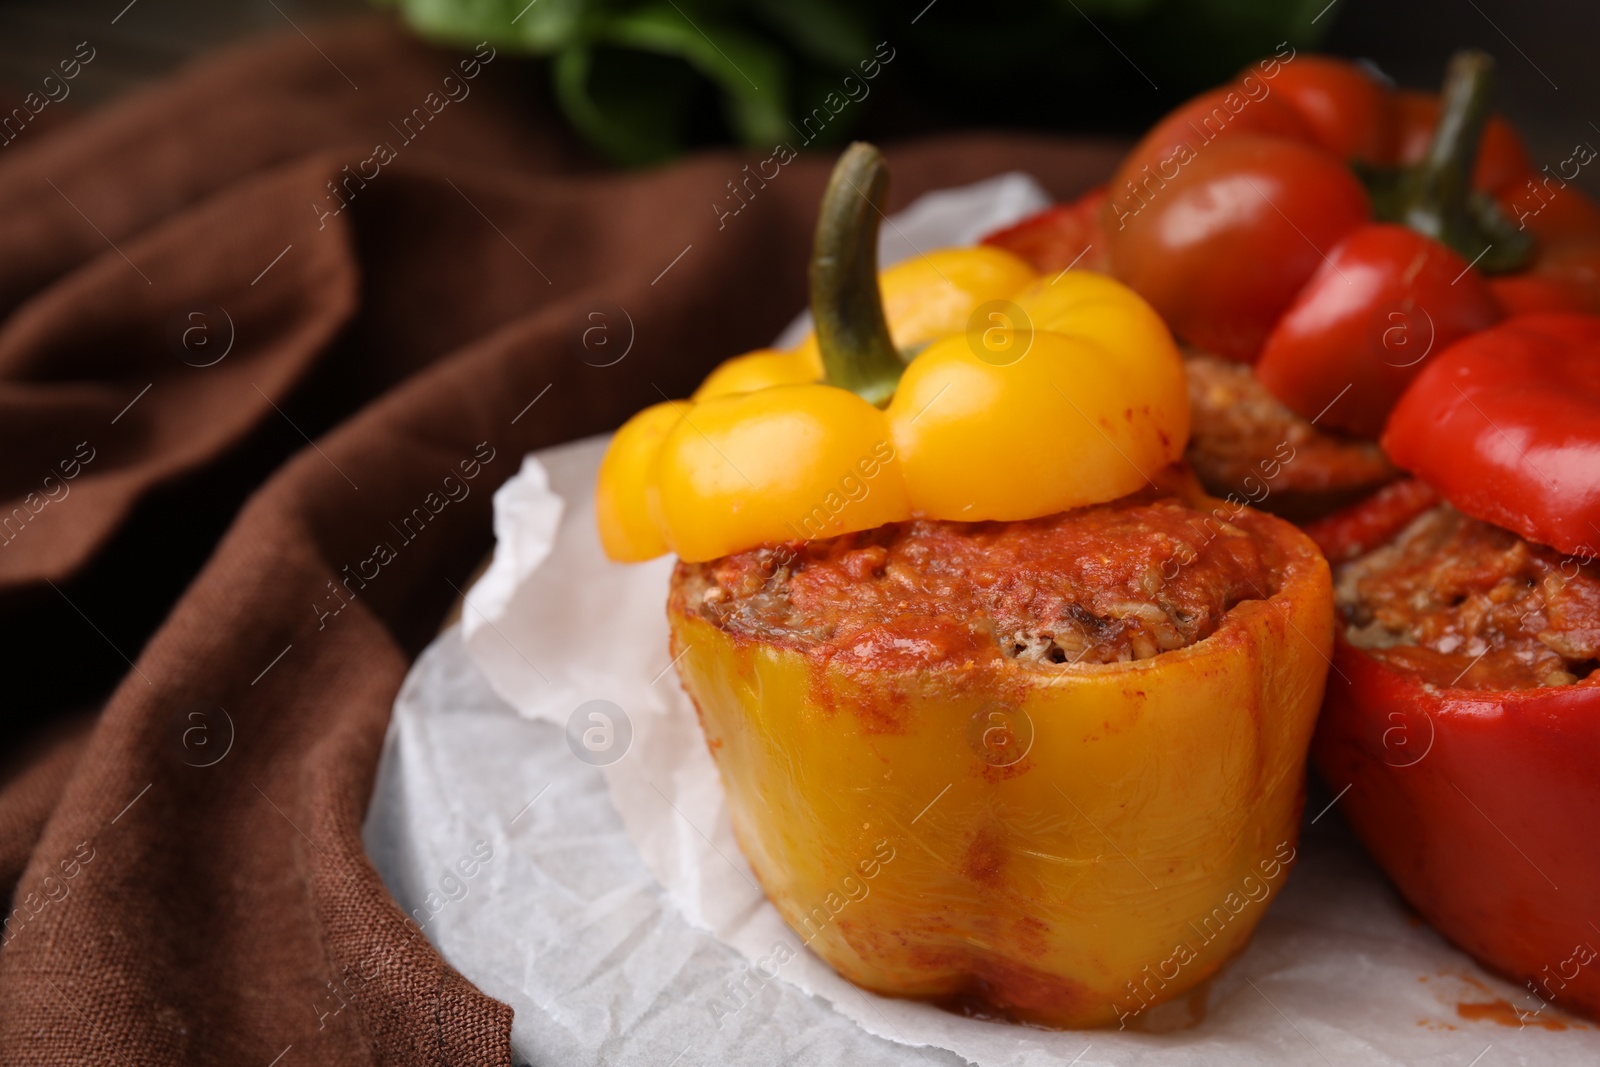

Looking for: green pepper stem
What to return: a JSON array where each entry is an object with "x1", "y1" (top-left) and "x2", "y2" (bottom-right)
[
  {"x1": 810, "y1": 142, "x2": 904, "y2": 407},
  {"x1": 1408, "y1": 50, "x2": 1494, "y2": 220},
  {"x1": 1388, "y1": 49, "x2": 1533, "y2": 273}
]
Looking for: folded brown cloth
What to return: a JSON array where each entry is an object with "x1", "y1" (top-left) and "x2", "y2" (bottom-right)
[{"x1": 0, "y1": 16, "x2": 1120, "y2": 1064}]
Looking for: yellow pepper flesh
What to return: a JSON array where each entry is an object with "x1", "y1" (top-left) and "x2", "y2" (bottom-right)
[
  {"x1": 595, "y1": 400, "x2": 682, "y2": 562},
  {"x1": 652, "y1": 384, "x2": 911, "y2": 563},
  {"x1": 692, "y1": 347, "x2": 823, "y2": 402},
  {"x1": 667, "y1": 488, "x2": 1333, "y2": 1027},
  {"x1": 790, "y1": 244, "x2": 1042, "y2": 368},
  {"x1": 598, "y1": 254, "x2": 1188, "y2": 562},
  {"x1": 604, "y1": 146, "x2": 1335, "y2": 1030},
  {"x1": 884, "y1": 274, "x2": 1189, "y2": 521}
]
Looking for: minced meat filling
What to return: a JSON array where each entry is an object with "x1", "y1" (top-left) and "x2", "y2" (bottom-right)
[
  {"x1": 1184, "y1": 351, "x2": 1396, "y2": 509},
  {"x1": 674, "y1": 491, "x2": 1285, "y2": 670},
  {"x1": 1336, "y1": 504, "x2": 1600, "y2": 690}
]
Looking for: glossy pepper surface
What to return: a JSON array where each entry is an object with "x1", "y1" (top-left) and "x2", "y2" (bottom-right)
[
  {"x1": 597, "y1": 144, "x2": 1189, "y2": 563},
  {"x1": 1307, "y1": 480, "x2": 1600, "y2": 1020},
  {"x1": 669, "y1": 470, "x2": 1334, "y2": 1028},
  {"x1": 1104, "y1": 51, "x2": 1516, "y2": 359},
  {"x1": 1381, "y1": 313, "x2": 1600, "y2": 557},
  {"x1": 604, "y1": 143, "x2": 1337, "y2": 1027},
  {"x1": 1001, "y1": 51, "x2": 1600, "y2": 442},
  {"x1": 1253, "y1": 224, "x2": 1500, "y2": 438}
]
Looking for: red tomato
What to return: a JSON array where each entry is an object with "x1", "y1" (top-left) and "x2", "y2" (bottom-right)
[
  {"x1": 1392, "y1": 89, "x2": 1533, "y2": 194},
  {"x1": 1265, "y1": 56, "x2": 1394, "y2": 163},
  {"x1": 1107, "y1": 85, "x2": 1317, "y2": 215},
  {"x1": 1106, "y1": 135, "x2": 1370, "y2": 361},
  {"x1": 1255, "y1": 225, "x2": 1502, "y2": 438},
  {"x1": 1382, "y1": 313, "x2": 1600, "y2": 557}
]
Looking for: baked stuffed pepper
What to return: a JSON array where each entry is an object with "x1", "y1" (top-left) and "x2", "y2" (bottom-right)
[
  {"x1": 986, "y1": 51, "x2": 1600, "y2": 521},
  {"x1": 1308, "y1": 314, "x2": 1600, "y2": 1019},
  {"x1": 598, "y1": 143, "x2": 1335, "y2": 1028}
]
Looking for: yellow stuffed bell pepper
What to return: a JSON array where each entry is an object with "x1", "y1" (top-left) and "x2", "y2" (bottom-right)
[
  {"x1": 598, "y1": 143, "x2": 1333, "y2": 1028},
  {"x1": 597, "y1": 142, "x2": 1190, "y2": 563}
]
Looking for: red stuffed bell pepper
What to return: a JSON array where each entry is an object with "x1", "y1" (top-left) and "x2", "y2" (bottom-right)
[
  {"x1": 1308, "y1": 313, "x2": 1600, "y2": 1020},
  {"x1": 987, "y1": 51, "x2": 1600, "y2": 521}
]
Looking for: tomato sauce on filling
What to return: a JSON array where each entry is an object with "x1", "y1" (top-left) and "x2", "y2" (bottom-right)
[
  {"x1": 1184, "y1": 351, "x2": 1396, "y2": 516},
  {"x1": 1336, "y1": 504, "x2": 1600, "y2": 690},
  {"x1": 673, "y1": 490, "x2": 1286, "y2": 670}
]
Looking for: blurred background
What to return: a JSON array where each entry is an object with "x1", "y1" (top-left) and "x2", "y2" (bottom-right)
[
  {"x1": 1, "y1": 0, "x2": 1595, "y2": 183},
  {"x1": 1, "y1": 0, "x2": 1593, "y2": 716}
]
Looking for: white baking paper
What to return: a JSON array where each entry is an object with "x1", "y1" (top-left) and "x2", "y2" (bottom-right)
[{"x1": 365, "y1": 175, "x2": 1600, "y2": 1066}]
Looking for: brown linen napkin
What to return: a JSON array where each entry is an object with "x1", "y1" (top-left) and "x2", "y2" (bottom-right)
[{"x1": 0, "y1": 16, "x2": 1121, "y2": 1065}]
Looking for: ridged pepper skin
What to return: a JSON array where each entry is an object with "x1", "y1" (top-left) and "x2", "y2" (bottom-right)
[
  {"x1": 692, "y1": 348, "x2": 823, "y2": 401},
  {"x1": 1309, "y1": 481, "x2": 1600, "y2": 1020},
  {"x1": 596, "y1": 144, "x2": 1193, "y2": 565},
  {"x1": 667, "y1": 484, "x2": 1333, "y2": 1028},
  {"x1": 598, "y1": 262, "x2": 1186, "y2": 563}
]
